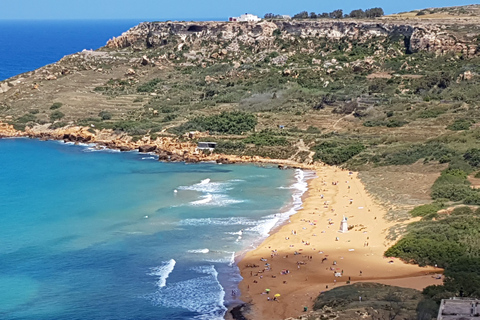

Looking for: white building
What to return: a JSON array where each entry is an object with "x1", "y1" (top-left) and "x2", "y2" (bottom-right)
[{"x1": 229, "y1": 13, "x2": 261, "y2": 22}]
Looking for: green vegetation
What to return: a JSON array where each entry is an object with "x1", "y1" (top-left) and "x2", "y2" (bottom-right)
[
  {"x1": 313, "y1": 283, "x2": 422, "y2": 320},
  {"x1": 313, "y1": 141, "x2": 365, "y2": 165},
  {"x1": 98, "y1": 111, "x2": 112, "y2": 121},
  {"x1": 50, "y1": 111, "x2": 65, "y2": 121},
  {"x1": 173, "y1": 112, "x2": 257, "y2": 135},
  {"x1": 137, "y1": 78, "x2": 162, "y2": 93},
  {"x1": 244, "y1": 130, "x2": 288, "y2": 146},
  {"x1": 49, "y1": 102, "x2": 63, "y2": 110},
  {"x1": 409, "y1": 202, "x2": 444, "y2": 218},
  {"x1": 447, "y1": 119, "x2": 474, "y2": 131}
]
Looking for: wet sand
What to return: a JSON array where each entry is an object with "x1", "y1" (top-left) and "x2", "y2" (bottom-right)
[{"x1": 237, "y1": 165, "x2": 442, "y2": 320}]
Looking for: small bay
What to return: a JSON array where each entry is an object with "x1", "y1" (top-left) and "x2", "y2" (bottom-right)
[{"x1": 0, "y1": 139, "x2": 305, "y2": 319}]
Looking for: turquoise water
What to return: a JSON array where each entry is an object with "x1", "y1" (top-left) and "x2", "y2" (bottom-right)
[{"x1": 0, "y1": 138, "x2": 308, "y2": 319}]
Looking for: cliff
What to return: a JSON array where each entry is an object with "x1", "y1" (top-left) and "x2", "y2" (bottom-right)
[{"x1": 106, "y1": 20, "x2": 480, "y2": 57}]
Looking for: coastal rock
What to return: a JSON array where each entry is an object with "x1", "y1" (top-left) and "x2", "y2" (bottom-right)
[
  {"x1": 138, "y1": 145, "x2": 157, "y2": 153},
  {"x1": 106, "y1": 20, "x2": 480, "y2": 58}
]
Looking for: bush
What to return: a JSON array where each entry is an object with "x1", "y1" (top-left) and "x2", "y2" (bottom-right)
[
  {"x1": 464, "y1": 149, "x2": 480, "y2": 168},
  {"x1": 213, "y1": 140, "x2": 246, "y2": 153},
  {"x1": 50, "y1": 111, "x2": 65, "y2": 121},
  {"x1": 244, "y1": 131, "x2": 288, "y2": 146},
  {"x1": 98, "y1": 111, "x2": 112, "y2": 120},
  {"x1": 16, "y1": 113, "x2": 36, "y2": 123},
  {"x1": 417, "y1": 108, "x2": 446, "y2": 119},
  {"x1": 313, "y1": 141, "x2": 365, "y2": 165},
  {"x1": 174, "y1": 111, "x2": 257, "y2": 135},
  {"x1": 451, "y1": 206, "x2": 473, "y2": 216},
  {"x1": 378, "y1": 142, "x2": 456, "y2": 166},
  {"x1": 49, "y1": 121, "x2": 67, "y2": 129},
  {"x1": 111, "y1": 120, "x2": 162, "y2": 135},
  {"x1": 410, "y1": 203, "x2": 444, "y2": 217},
  {"x1": 464, "y1": 193, "x2": 480, "y2": 205},
  {"x1": 137, "y1": 78, "x2": 162, "y2": 93},
  {"x1": 447, "y1": 119, "x2": 473, "y2": 131},
  {"x1": 50, "y1": 102, "x2": 63, "y2": 110}
]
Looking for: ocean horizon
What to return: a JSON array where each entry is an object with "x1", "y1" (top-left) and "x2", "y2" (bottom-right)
[
  {"x1": 0, "y1": 138, "x2": 312, "y2": 319},
  {"x1": 0, "y1": 18, "x2": 224, "y2": 81}
]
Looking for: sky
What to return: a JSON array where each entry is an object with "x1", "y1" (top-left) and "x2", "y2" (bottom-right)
[{"x1": 0, "y1": 0, "x2": 476, "y2": 20}]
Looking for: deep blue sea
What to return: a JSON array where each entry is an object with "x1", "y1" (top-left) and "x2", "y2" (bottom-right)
[
  {"x1": 0, "y1": 20, "x2": 143, "y2": 81},
  {"x1": 0, "y1": 20, "x2": 311, "y2": 319},
  {"x1": 0, "y1": 139, "x2": 309, "y2": 319}
]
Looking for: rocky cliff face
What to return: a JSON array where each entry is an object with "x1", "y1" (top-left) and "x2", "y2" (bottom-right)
[{"x1": 106, "y1": 20, "x2": 479, "y2": 57}]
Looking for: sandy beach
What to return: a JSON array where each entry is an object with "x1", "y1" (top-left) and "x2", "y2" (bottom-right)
[{"x1": 237, "y1": 165, "x2": 442, "y2": 320}]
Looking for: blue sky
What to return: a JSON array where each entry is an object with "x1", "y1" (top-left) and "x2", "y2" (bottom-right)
[{"x1": 0, "y1": 0, "x2": 476, "y2": 20}]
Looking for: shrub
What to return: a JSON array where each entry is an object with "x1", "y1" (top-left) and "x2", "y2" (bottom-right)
[
  {"x1": 464, "y1": 193, "x2": 480, "y2": 205},
  {"x1": 244, "y1": 131, "x2": 288, "y2": 146},
  {"x1": 137, "y1": 78, "x2": 162, "y2": 93},
  {"x1": 313, "y1": 141, "x2": 365, "y2": 165},
  {"x1": 98, "y1": 111, "x2": 112, "y2": 120},
  {"x1": 49, "y1": 121, "x2": 67, "y2": 129},
  {"x1": 213, "y1": 140, "x2": 246, "y2": 153},
  {"x1": 447, "y1": 119, "x2": 473, "y2": 131},
  {"x1": 409, "y1": 203, "x2": 444, "y2": 217},
  {"x1": 174, "y1": 111, "x2": 257, "y2": 135},
  {"x1": 431, "y1": 183, "x2": 473, "y2": 201},
  {"x1": 464, "y1": 149, "x2": 480, "y2": 168},
  {"x1": 50, "y1": 111, "x2": 65, "y2": 121},
  {"x1": 16, "y1": 113, "x2": 36, "y2": 123},
  {"x1": 50, "y1": 102, "x2": 63, "y2": 110},
  {"x1": 378, "y1": 142, "x2": 456, "y2": 166},
  {"x1": 417, "y1": 108, "x2": 446, "y2": 119},
  {"x1": 451, "y1": 206, "x2": 473, "y2": 216}
]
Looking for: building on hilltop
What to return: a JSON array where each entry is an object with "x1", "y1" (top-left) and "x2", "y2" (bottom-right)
[
  {"x1": 437, "y1": 298, "x2": 480, "y2": 319},
  {"x1": 229, "y1": 13, "x2": 261, "y2": 22}
]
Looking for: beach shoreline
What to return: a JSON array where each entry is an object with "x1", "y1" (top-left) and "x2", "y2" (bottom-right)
[
  {"x1": 234, "y1": 165, "x2": 443, "y2": 320},
  {"x1": 0, "y1": 125, "x2": 442, "y2": 320}
]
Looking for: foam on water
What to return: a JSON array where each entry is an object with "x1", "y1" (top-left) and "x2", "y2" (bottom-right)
[
  {"x1": 245, "y1": 169, "x2": 315, "y2": 238},
  {"x1": 190, "y1": 194, "x2": 244, "y2": 207},
  {"x1": 148, "y1": 259, "x2": 176, "y2": 288},
  {"x1": 179, "y1": 179, "x2": 232, "y2": 194},
  {"x1": 148, "y1": 265, "x2": 226, "y2": 318},
  {"x1": 188, "y1": 249, "x2": 210, "y2": 254},
  {"x1": 178, "y1": 217, "x2": 257, "y2": 227}
]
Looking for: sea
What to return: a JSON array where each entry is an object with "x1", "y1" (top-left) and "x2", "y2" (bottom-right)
[{"x1": 0, "y1": 19, "x2": 312, "y2": 318}]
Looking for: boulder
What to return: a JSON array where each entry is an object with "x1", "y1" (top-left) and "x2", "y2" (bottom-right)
[{"x1": 138, "y1": 145, "x2": 157, "y2": 153}]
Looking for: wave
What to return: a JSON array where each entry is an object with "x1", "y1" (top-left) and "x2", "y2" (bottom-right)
[
  {"x1": 188, "y1": 249, "x2": 210, "y2": 254},
  {"x1": 141, "y1": 156, "x2": 157, "y2": 160},
  {"x1": 148, "y1": 259, "x2": 176, "y2": 288},
  {"x1": 178, "y1": 217, "x2": 257, "y2": 227},
  {"x1": 147, "y1": 265, "x2": 226, "y2": 318},
  {"x1": 178, "y1": 178, "x2": 233, "y2": 194},
  {"x1": 246, "y1": 169, "x2": 314, "y2": 238},
  {"x1": 189, "y1": 194, "x2": 244, "y2": 207}
]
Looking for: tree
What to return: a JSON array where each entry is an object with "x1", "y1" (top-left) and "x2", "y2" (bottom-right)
[
  {"x1": 309, "y1": 12, "x2": 317, "y2": 19},
  {"x1": 329, "y1": 9, "x2": 343, "y2": 19},
  {"x1": 464, "y1": 148, "x2": 480, "y2": 167},
  {"x1": 264, "y1": 13, "x2": 275, "y2": 19},
  {"x1": 365, "y1": 7, "x2": 384, "y2": 18},
  {"x1": 319, "y1": 12, "x2": 329, "y2": 18},
  {"x1": 349, "y1": 9, "x2": 366, "y2": 18},
  {"x1": 293, "y1": 11, "x2": 309, "y2": 19}
]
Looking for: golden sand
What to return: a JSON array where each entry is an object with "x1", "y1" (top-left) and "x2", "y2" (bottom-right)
[{"x1": 237, "y1": 165, "x2": 442, "y2": 320}]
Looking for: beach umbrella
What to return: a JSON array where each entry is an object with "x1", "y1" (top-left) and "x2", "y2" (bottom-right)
[
  {"x1": 265, "y1": 289, "x2": 270, "y2": 292},
  {"x1": 274, "y1": 294, "x2": 281, "y2": 297}
]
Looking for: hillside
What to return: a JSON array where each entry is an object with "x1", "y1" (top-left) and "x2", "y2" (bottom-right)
[{"x1": 1, "y1": 12, "x2": 480, "y2": 208}]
